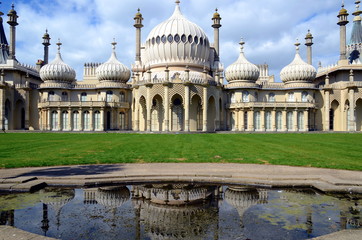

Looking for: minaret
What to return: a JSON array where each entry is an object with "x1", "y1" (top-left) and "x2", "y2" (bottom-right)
[
  {"x1": 0, "y1": 5, "x2": 9, "y2": 64},
  {"x1": 337, "y1": 2, "x2": 349, "y2": 62},
  {"x1": 212, "y1": 8, "x2": 222, "y2": 60},
  {"x1": 134, "y1": 8, "x2": 143, "y2": 64},
  {"x1": 7, "y1": 3, "x2": 18, "y2": 60},
  {"x1": 42, "y1": 30, "x2": 51, "y2": 64},
  {"x1": 305, "y1": 30, "x2": 313, "y2": 65}
]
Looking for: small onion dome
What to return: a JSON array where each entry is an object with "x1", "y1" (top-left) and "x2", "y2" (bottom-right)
[
  {"x1": 225, "y1": 38, "x2": 260, "y2": 83},
  {"x1": 339, "y1": 8, "x2": 348, "y2": 15},
  {"x1": 40, "y1": 40, "x2": 76, "y2": 82},
  {"x1": 213, "y1": 8, "x2": 221, "y2": 19},
  {"x1": 280, "y1": 41, "x2": 316, "y2": 83},
  {"x1": 95, "y1": 186, "x2": 130, "y2": 208},
  {"x1": 305, "y1": 30, "x2": 313, "y2": 39},
  {"x1": 96, "y1": 41, "x2": 131, "y2": 83},
  {"x1": 134, "y1": 8, "x2": 143, "y2": 19}
]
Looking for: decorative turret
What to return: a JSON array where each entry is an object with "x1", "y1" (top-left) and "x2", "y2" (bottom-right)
[
  {"x1": 337, "y1": 2, "x2": 349, "y2": 62},
  {"x1": 40, "y1": 39, "x2": 76, "y2": 83},
  {"x1": 0, "y1": 7, "x2": 9, "y2": 64},
  {"x1": 347, "y1": 1, "x2": 362, "y2": 64},
  {"x1": 96, "y1": 40, "x2": 131, "y2": 83},
  {"x1": 280, "y1": 40, "x2": 317, "y2": 84},
  {"x1": 212, "y1": 8, "x2": 222, "y2": 60},
  {"x1": 7, "y1": 4, "x2": 18, "y2": 60},
  {"x1": 305, "y1": 30, "x2": 313, "y2": 65},
  {"x1": 134, "y1": 8, "x2": 143, "y2": 63},
  {"x1": 225, "y1": 38, "x2": 260, "y2": 83},
  {"x1": 42, "y1": 30, "x2": 51, "y2": 65}
]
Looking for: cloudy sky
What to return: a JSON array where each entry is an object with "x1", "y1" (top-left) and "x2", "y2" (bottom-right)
[{"x1": 0, "y1": 0, "x2": 357, "y2": 81}]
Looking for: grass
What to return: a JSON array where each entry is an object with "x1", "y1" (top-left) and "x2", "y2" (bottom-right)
[{"x1": 0, "y1": 132, "x2": 361, "y2": 170}]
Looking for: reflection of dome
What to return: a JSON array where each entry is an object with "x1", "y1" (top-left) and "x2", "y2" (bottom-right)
[
  {"x1": 40, "y1": 188, "x2": 75, "y2": 213},
  {"x1": 140, "y1": 203, "x2": 217, "y2": 240},
  {"x1": 280, "y1": 42, "x2": 316, "y2": 84},
  {"x1": 225, "y1": 39, "x2": 260, "y2": 83},
  {"x1": 135, "y1": 184, "x2": 215, "y2": 205},
  {"x1": 95, "y1": 186, "x2": 130, "y2": 208},
  {"x1": 96, "y1": 42, "x2": 131, "y2": 83},
  {"x1": 224, "y1": 187, "x2": 268, "y2": 227},
  {"x1": 143, "y1": 2, "x2": 210, "y2": 68},
  {"x1": 40, "y1": 42, "x2": 76, "y2": 83}
]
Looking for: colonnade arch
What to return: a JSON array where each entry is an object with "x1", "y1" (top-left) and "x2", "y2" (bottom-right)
[
  {"x1": 356, "y1": 98, "x2": 362, "y2": 131},
  {"x1": 171, "y1": 94, "x2": 183, "y2": 131},
  {"x1": 14, "y1": 99, "x2": 25, "y2": 130},
  {"x1": 330, "y1": 100, "x2": 340, "y2": 131},
  {"x1": 207, "y1": 96, "x2": 216, "y2": 131},
  {"x1": 151, "y1": 94, "x2": 164, "y2": 131},
  {"x1": 190, "y1": 95, "x2": 202, "y2": 131}
]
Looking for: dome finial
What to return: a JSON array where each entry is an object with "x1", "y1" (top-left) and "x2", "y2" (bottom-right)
[
  {"x1": 56, "y1": 39, "x2": 62, "y2": 53},
  {"x1": 294, "y1": 39, "x2": 300, "y2": 52},
  {"x1": 175, "y1": 0, "x2": 180, "y2": 5},
  {"x1": 239, "y1": 38, "x2": 245, "y2": 53},
  {"x1": 111, "y1": 38, "x2": 117, "y2": 51}
]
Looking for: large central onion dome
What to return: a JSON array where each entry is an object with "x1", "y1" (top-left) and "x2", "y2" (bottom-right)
[
  {"x1": 143, "y1": 1, "x2": 210, "y2": 68},
  {"x1": 40, "y1": 41, "x2": 76, "y2": 83},
  {"x1": 96, "y1": 41, "x2": 131, "y2": 83},
  {"x1": 280, "y1": 42, "x2": 316, "y2": 83},
  {"x1": 225, "y1": 39, "x2": 260, "y2": 83}
]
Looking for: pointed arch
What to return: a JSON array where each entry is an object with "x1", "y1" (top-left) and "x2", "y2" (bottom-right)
[
  {"x1": 4, "y1": 99, "x2": 11, "y2": 130},
  {"x1": 151, "y1": 94, "x2": 164, "y2": 131},
  {"x1": 14, "y1": 99, "x2": 25, "y2": 130},
  {"x1": 139, "y1": 96, "x2": 147, "y2": 131},
  {"x1": 356, "y1": 98, "x2": 362, "y2": 131},
  {"x1": 190, "y1": 94, "x2": 202, "y2": 131},
  {"x1": 171, "y1": 94, "x2": 184, "y2": 131},
  {"x1": 330, "y1": 100, "x2": 340, "y2": 131},
  {"x1": 207, "y1": 96, "x2": 216, "y2": 131}
]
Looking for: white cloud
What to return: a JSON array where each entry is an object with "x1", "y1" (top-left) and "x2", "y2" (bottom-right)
[{"x1": 0, "y1": 0, "x2": 357, "y2": 81}]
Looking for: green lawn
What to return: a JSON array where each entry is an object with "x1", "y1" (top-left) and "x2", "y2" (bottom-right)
[{"x1": 0, "y1": 133, "x2": 361, "y2": 170}]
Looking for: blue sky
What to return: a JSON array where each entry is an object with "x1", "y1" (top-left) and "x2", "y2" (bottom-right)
[{"x1": 0, "y1": 0, "x2": 357, "y2": 80}]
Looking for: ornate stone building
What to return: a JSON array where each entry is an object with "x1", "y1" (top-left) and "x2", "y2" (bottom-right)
[{"x1": 1, "y1": 1, "x2": 362, "y2": 132}]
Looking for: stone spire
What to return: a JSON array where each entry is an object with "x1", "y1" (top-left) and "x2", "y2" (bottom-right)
[
  {"x1": 337, "y1": 1, "x2": 349, "y2": 62},
  {"x1": 134, "y1": 8, "x2": 143, "y2": 63},
  {"x1": 42, "y1": 29, "x2": 51, "y2": 64},
  {"x1": 212, "y1": 8, "x2": 222, "y2": 60},
  {"x1": 305, "y1": 30, "x2": 313, "y2": 65},
  {"x1": 7, "y1": 3, "x2": 18, "y2": 60},
  {"x1": 0, "y1": 3, "x2": 9, "y2": 64}
]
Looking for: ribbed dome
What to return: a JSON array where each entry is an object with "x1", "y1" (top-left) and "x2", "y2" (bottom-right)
[
  {"x1": 225, "y1": 39, "x2": 260, "y2": 83},
  {"x1": 280, "y1": 43, "x2": 316, "y2": 83},
  {"x1": 96, "y1": 42, "x2": 131, "y2": 83},
  {"x1": 143, "y1": 1, "x2": 210, "y2": 67},
  {"x1": 40, "y1": 42, "x2": 76, "y2": 82}
]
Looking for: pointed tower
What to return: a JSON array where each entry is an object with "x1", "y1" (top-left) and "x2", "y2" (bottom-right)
[
  {"x1": 7, "y1": 3, "x2": 18, "y2": 60},
  {"x1": 134, "y1": 8, "x2": 143, "y2": 65},
  {"x1": 42, "y1": 30, "x2": 51, "y2": 65},
  {"x1": 212, "y1": 8, "x2": 222, "y2": 61},
  {"x1": 305, "y1": 30, "x2": 313, "y2": 65},
  {"x1": 347, "y1": 1, "x2": 362, "y2": 64},
  {"x1": 337, "y1": 2, "x2": 349, "y2": 63},
  {"x1": 0, "y1": 6, "x2": 9, "y2": 64}
]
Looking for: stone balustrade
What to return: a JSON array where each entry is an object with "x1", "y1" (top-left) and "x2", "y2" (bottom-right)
[
  {"x1": 227, "y1": 101, "x2": 316, "y2": 109},
  {"x1": 38, "y1": 101, "x2": 130, "y2": 108}
]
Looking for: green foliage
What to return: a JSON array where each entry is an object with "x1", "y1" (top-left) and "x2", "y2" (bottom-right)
[{"x1": 0, "y1": 133, "x2": 361, "y2": 170}]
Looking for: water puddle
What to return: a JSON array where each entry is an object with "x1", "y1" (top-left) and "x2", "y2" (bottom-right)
[{"x1": 0, "y1": 183, "x2": 361, "y2": 239}]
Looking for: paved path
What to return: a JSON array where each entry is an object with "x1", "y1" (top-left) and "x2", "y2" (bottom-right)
[
  {"x1": 0, "y1": 163, "x2": 361, "y2": 193},
  {"x1": 0, "y1": 163, "x2": 361, "y2": 239}
]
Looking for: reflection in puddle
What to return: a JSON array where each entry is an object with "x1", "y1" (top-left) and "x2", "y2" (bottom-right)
[{"x1": 0, "y1": 184, "x2": 361, "y2": 240}]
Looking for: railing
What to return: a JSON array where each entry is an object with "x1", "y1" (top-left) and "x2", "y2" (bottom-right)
[
  {"x1": 227, "y1": 101, "x2": 316, "y2": 109},
  {"x1": 319, "y1": 81, "x2": 362, "y2": 90},
  {"x1": 38, "y1": 101, "x2": 130, "y2": 108}
]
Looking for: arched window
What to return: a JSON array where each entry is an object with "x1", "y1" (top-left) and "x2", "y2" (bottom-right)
[
  {"x1": 167, "y1": 34, "x2": 173, "y2": 43},
  {"x1": 62, "y1": 111, "x2": 68, "y2": 130},
  {"x1": 120, "y1": 112, "x2": 125, "y2": 130},
  {"x1": 244, "y1": 111, "x2": 248, "y2": 130},
  {"x1": 156, "y1": 36, "x2": 161, "y2": 44},
  {"x1": 265, "y1": 111, "x2": 272, "y2": 130},
  {"x1": 73, "y1": 111, "x2": 79, "y2": 130},
  {"x1": 94, "y1": 111, "x2": 101, "y2": 130},
  {"x1": 188, "y1": 35, "x2": 193, "y2": 43},
  {"x1": 242, "y1": 91, "x2": 249, "y2": 102},
  {"x1": 288, "y1": 92, "x2": 295, "y2": 102},
  {"x1": 302, "y1": 91, "x2": 308, "y2": 102},
  {"x1": 287, "y1": 111, "x2": 293, "y2": 130},
  {"x1": 200, "y1": 37, "x2": 203, "y2": 45},
  {"x1": 51, "y1": 111, "x2": 58, "y2": 130},
  {"x1": 298, "y1": 112, "x2": 304, "y2": 130},
  {"x1": 161, "y1": 35, "x2": 167, "y2": 43},
  {"x1": 151, "y1": 37, "x2": 155, "y2": 45},
  {"x1": 48, "y1": 91, "x2": 55, "y2": 101},
  {"x1": 194, "y1": 36, "x2": 199, "y2": 44},
  {"x1": 181, "y1": 34, "x2": 187, "y2": 43},
  {"x1": 83, "y1": 111, "x2": 90, "y2": 130},
  {"x1": 230, "y1": 92, "x2": 236, "y2": 103},
  {"x1": 120, "y1": 92, "x2": 126, "y2": 102},
  {"x1": 276, "y1": 111, "x2": 282, "y2": 131},
  {"x1": 81, "y1": 92, "x2": 87, "y2": 102},
  {"x1": 268, "y1": 93, "x2": 275, "y2": 102},
  {"x1": 61, "y1": 92, "x2": 68, "y2": 102},
  {"x1": 254, "y1": 111, "x2": 261, "y2": 130},
  {"x1": 106, "y1": 91, "x2": 113, "y2": 102},
  {"x1": 174, "y1": 34, "x2": 180, "y2": 43}
]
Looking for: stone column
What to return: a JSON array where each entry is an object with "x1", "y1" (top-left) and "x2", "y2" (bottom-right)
[
  {"x1": 100, "y1": 108, "x2": 104, "y2": 131},
  {"x1": 248, "y1": 109, "x2": 254, "y2": 131},
  {"x1": 184, "y1": 84, "x2": 190, "y2": 132},
  {"x1": 202, "y1": 86, "x2": 208, "y2": 132},
  {"x1": 293, "y1": 109, "x2": 298, "y2": 131},
  {"x1": 89, "y1": 108, "x2": 94, "y2": 131},
  {"x1": 261, "y1": 109, "x2": 265, "y2": 131},
  {"x1": 47, "y1": 108, "x2": 50, "y2": 130},
  {"x1": 324, "y1": 90, "x2": 330, "y2": 131},
  {"x1": 25, "y1": 90, "x2": 30, "y2": 129},
  {"x1": 240, "y1": 109, "x2": 245, "y2": 131},
  {"x1": 0, "y1": 88, "x2": 4, "y2": 130},
  {"x1": 271, "y1": 110, "x2": 276, "y2": 131},
  {"x1": 68, "y1": 108, "x2": 72, "y2": 131},
  {"x1": 215, "y1": 93, "x2": 220, "y2": 131},
  {"x1": 235, "y1": 110, "x2": 239, "y2": 131},
  {"x1": 146, "y1": 86, "x2": 151, "y2": 131},
  {"x1": 282, "y1": 110, "x2": 287, "y2": 131},
  {"x1": 57, "y1": 108, "x2": 61, "y2": 131},
  {"x1": 164, "y1": 84, "x2": 170, "y2": 132},
  {"x1": 133, "y1": 90, "x2": 139, "y2": 131},
  {"x1": 304, "y1": 109, "x2": 309, "y2": 132},
  {"x1": 79, "y1": 108, "x2": 83, "y2": 131}
]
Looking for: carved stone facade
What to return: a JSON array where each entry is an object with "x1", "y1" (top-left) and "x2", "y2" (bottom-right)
[{"x1": 1, "y1": 2, "x2": 362, "y2": 132}]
